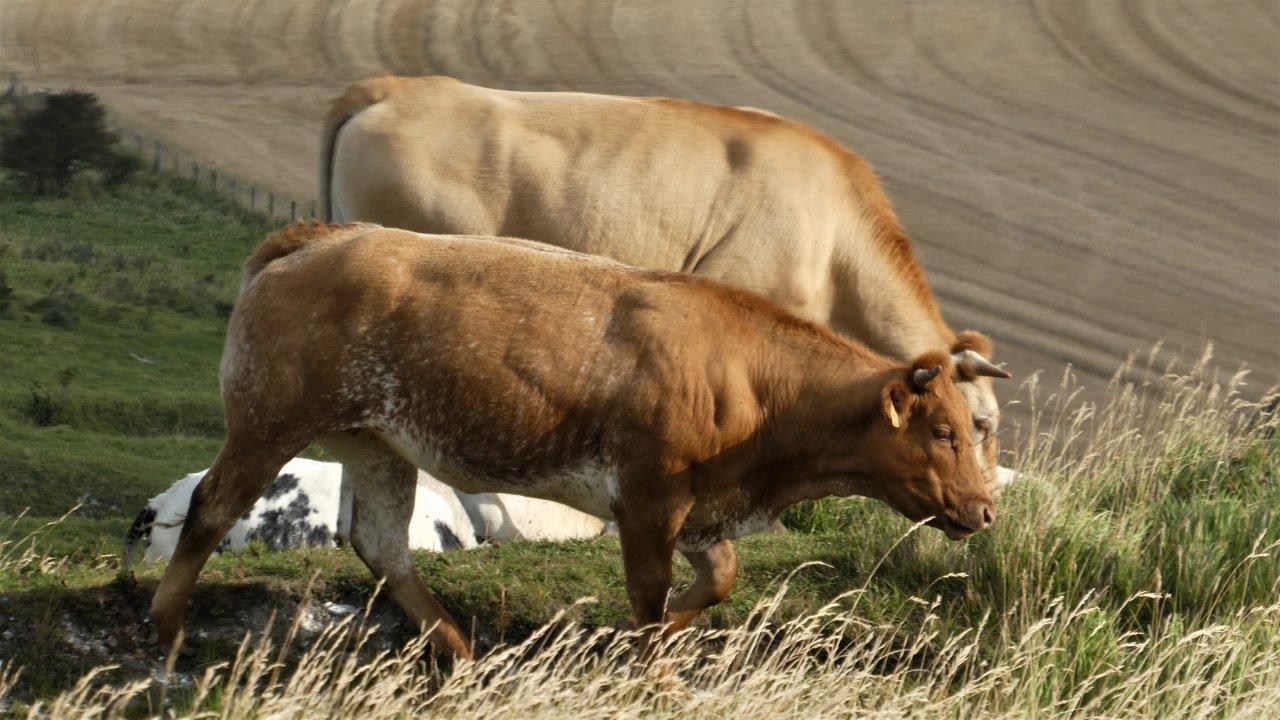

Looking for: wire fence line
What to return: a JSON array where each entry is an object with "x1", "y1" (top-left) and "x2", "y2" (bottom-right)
[{"x1": 5, "y1": 73, "x2": 317, "y2": 224}]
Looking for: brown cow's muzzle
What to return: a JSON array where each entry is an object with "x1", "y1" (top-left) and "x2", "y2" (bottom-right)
[{"x1": 933, "y1": 497, "x2": 996, "y2": 541}]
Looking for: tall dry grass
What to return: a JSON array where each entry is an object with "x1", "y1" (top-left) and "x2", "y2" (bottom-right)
[
  {"x1": 2, "y1": 347, "x2": 1277, "y2": 718},
  {"x1": 5, "y1": 582, "x2": 1277, "y2": 719},
  {"x1": 0, "y1": 506, "x2": 86, "y2": 578}
]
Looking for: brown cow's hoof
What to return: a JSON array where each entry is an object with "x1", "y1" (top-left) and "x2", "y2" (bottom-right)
[
  {"x1": 162, "y1": 637, "x2": 198, "y2": 661},
  {"x1": 646, "y1": 659, "x2": 689, "y2": 694},
  {"x1": 152, "y1": 623, "x2": 197, "y2": 663}
]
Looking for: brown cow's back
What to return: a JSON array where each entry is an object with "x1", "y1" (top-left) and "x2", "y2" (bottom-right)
[{"x1": 230, "y1": 225, "x2": 880, "y2": 505}]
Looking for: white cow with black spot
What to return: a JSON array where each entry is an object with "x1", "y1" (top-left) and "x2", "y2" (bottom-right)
[
  {"x1": 123, "y1": 458, "x2": 475, "y2": 566},
  {"x1": 457, "y1": 492, "x2": 613, "y2": 542}
]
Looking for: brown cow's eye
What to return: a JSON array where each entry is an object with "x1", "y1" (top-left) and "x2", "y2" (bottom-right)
[{"x1": 932, "y1": 426, "x2": 953, "y2": 442}]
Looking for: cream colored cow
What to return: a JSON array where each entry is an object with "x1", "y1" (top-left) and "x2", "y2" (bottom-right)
[{"x1": 321, "y1": 75, "x2": 1011, "y2": 485}]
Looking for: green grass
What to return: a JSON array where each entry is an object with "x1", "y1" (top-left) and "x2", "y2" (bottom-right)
[
  {"x1": 0, "y1": 171, "x2": 273, "y2": 517},
  {"x1": 0, "y1": 421, "x2": 1273, "y2": 708},
  {"x1": 0, "y1": 531, "x2": 877, "y2": 697}
]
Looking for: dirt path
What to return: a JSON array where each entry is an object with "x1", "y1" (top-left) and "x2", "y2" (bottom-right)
[{"x1": 4, "y1": 0, "x2": 1277, "y2": 414}]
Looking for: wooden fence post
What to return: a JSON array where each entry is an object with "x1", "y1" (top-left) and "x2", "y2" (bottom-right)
[
  {"x1": 290, "y1": 200, "x2": 296, "y2": 222},
  {"x1": 309, "y1": 202, "x2": 317, "y2": 219},
  {"x1": 268, "y1": 193, "x2": 275, "y2": 216},
  {"x1": 210, "y1": 169, "x2": 217, "y2": 191},
  {"x1": 250, "y1": 186, "x2": 257, "y2": 212}
]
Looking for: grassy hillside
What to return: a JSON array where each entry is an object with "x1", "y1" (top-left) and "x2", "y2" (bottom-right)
[{"x1": 0, "y1": 172, "x2": 272, "y2": 519}]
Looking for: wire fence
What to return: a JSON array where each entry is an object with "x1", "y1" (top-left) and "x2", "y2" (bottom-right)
[{"x1": 4, "y1": 73, "x2": 317, "y2": 224}]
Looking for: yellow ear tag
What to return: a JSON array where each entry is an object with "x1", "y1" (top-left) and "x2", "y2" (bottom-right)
[{"x1": 888, "y1": 404, "x2": 901, "y2": 428}]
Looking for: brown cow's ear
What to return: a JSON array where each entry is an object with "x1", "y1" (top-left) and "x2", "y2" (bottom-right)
[{"x1": 881, "y1": 379, "x2": 912, "y2": 429}]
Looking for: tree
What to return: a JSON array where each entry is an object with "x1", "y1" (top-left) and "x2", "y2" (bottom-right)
[{"x1": 0, "y1": 91, "x2": 136, "y2": 194}]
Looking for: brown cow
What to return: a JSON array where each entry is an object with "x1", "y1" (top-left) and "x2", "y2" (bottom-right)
[
  {"x1": 321, "y1": 75, "x2": 1013, "y2": 488},
  {"x1": 151, "y1": 223, "x2": 995, "y2": 659}
]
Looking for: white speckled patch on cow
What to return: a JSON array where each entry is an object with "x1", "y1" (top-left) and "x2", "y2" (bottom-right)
[
  {"x1": 676, "y1": 508, "x2": 778, "y2": 553},
  {"x1": 379, "y1": 425, "x2": 620, "y2": 521}
]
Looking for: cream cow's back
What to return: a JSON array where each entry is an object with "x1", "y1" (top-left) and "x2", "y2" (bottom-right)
[
  {"x1": 328, "y1": 77, "x2": 863, "y2": 325},
  {"x1": 321, "y1": 75, "x2": 1010, "y2": 491}
]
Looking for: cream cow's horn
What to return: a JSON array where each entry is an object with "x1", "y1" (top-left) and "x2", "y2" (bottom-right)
[{"x1": 952, "y1": 349, "x2": 1012, "y2": 380}]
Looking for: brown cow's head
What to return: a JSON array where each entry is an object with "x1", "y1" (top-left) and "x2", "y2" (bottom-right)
[
  {"x1": 949, "y1": 331, "x2": 1011, "y2": 495},
  {"x1": 866, "y1": 352, "x2": 996, "y2": 540}
]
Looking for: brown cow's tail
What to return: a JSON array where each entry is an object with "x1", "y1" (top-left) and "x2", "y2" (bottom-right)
[
  {"x1": 319, "y1": 74, "x2": 405, "y2": 222},
  {"x1": 242, "y1": 221, "x2": 375, "y2": 286}
]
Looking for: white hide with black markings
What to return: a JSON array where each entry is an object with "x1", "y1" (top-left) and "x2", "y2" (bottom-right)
[
  {"x1": 125, "y1": 458, "x2": 476, "y2": 564},
  {"x1": 456, "y1": 491, "x2": 611, "y2": 542}
]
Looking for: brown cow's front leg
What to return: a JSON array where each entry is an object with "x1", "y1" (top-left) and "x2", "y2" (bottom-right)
[
  {"x1": 615, "y1": 490, "x2": 693, "y2": 644},
  {"x1": 664, "y1": 539, "x2": 738, "y2": 633},
  {"x1": 618, "y1": 520, "x2": 678, "y2": 630}
]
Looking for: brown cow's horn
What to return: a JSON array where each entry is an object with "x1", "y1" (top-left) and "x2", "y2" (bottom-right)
[
  {"x1": 952, "y1": 349, "x2": 1012, "y2": 380},
  {"x1": 912, "y1": 365, "x2": 942, "y2": 390}
]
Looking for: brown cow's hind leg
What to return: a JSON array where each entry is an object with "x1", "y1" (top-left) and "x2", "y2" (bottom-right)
[
  {"x1": 151, "y1": 442, "x2": 298, "y2": 652},
  {"x1": 321, "y1": 431, "x2": 472, "y2": 659}
]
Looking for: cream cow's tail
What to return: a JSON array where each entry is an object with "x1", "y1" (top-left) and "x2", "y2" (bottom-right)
[{"x1": 319, "y1": 74, "x2": 407, "y2": 222}]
